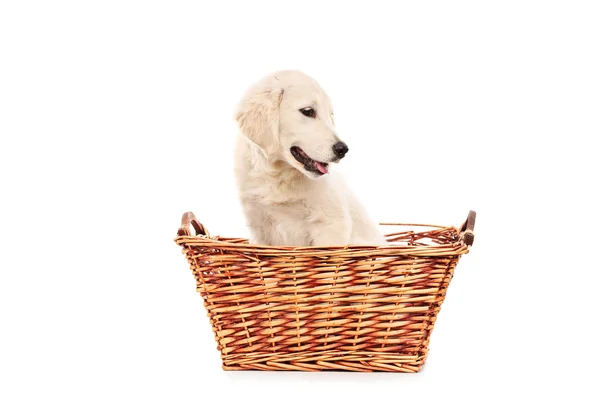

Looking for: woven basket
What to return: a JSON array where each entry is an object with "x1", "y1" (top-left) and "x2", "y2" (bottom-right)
[{"x1": 175, "y1": 211, "x2": 476, "y2": 372}]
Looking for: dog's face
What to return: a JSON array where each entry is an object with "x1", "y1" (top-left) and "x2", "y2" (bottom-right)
[{"x1": 235, "y1": 71, "x2": 348, "y2": 178}]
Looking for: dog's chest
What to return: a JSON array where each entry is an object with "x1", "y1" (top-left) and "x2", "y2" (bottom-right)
[
  {"x1": 247, "y1": 187, "x2": 349, "y2": 238},
  {"x1": 238, "y1": 166, "x2": 353, "y2": 245}
]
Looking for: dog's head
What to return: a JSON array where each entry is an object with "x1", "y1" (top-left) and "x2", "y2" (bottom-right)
[{"x1": 235, "y1": 70, "x2": 347, "y2": 178}]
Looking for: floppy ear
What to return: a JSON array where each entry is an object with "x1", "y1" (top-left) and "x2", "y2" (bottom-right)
[{"x1": 235, "y1": 88, "x2": 284, "y2": 158}]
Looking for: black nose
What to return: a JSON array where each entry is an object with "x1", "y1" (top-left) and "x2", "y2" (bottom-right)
[{"x1": 332, "y1": 142, "x2": 349, "y2": 158}]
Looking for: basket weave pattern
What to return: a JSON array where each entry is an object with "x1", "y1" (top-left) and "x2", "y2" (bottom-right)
[{"x1": 175, "y1": 212, "x2": 475, "y2": 372}]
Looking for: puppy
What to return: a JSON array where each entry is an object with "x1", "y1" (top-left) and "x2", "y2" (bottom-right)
[{"x1": 234, "y1": 70, "x2": 387, "y2": 247}]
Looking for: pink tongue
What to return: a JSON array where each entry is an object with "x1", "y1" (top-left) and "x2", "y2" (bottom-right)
[{"x1": 315, "y1": 161, "x2": 328, "y2": 174}]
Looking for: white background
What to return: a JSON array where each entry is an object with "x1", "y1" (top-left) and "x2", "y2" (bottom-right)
[{"x1": 1, "y1": 1, "x2": 599, "y2": 399}]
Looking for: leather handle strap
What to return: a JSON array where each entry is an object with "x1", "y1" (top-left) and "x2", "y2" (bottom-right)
[
  {"x1": 460, "y1": 210, "x2": 476, "y2": 246},
  {"x1": 177, "y1": 211, "x2": 209, "y2": 237}
]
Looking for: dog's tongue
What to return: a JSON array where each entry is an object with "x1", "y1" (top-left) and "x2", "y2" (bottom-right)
[{"x1": 315, "y1": 161, "x2": 328, "y2": 174}]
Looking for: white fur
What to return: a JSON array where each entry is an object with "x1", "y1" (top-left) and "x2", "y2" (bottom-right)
[{"x1": 234, "y1": 70, "x2": 387, "y2": 247}]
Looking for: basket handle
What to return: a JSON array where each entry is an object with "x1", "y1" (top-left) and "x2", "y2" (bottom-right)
[
  {"x1": 459, "y1": 210, "x2": 476, "y2": 246},
  {"x1": 177, "y1": 211, "x2": 209, "y2": 237}
]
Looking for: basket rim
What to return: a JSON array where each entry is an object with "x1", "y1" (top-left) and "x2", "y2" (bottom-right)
[
  {"x1": 175, "y1": 211, "x2": 476, "y2": 255},
  {"x1": 175, "y1": 228, "x2": 469, "y2": 258},
  {"x1": 174, "y1": 237, "x2": 469, "y2": 255}
]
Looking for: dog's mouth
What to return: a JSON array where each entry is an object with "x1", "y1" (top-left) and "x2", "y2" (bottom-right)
[{"x1": 290, "y1": 146, "x2": 329, "y2": 175}]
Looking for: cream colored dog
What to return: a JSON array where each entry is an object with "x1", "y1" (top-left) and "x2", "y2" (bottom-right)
[{"x1": 234, "y1": 70, "x2": 386, "y2": 247}]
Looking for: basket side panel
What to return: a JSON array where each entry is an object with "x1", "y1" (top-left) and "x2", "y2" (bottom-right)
[
  {"x1": 183, "y1": 242, "x2": 461, "y2": 371},
  {"x1": 181, "y1": 245, "x2": 227, "y2": 352}
]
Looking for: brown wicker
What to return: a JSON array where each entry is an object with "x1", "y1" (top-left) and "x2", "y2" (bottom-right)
[{"x1": 175, "y1": 211, "x2": 476, "y2": 372}]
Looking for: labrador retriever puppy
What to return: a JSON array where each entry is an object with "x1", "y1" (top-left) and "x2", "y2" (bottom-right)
[{"x1": 234, "y1": 70, "x2": 387, "y2": 247}]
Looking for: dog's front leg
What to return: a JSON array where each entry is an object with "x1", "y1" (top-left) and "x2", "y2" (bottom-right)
[{"x1": 310, "y1": 221, "x2": 352, "y2": 247}]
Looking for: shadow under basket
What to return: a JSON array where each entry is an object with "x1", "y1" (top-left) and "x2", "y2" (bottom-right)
[{"x1": 175, "y1": 211, "x2": 476, "y2": 372}]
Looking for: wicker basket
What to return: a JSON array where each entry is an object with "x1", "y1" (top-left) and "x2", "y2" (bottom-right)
[{"x1": 175, "y1": 211, "x2": 476, "y2": 372}]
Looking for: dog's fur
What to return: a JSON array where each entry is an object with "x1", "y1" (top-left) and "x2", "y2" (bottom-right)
[{"x1": 234, "y1": 70, "x2": 386, "y2": 246}]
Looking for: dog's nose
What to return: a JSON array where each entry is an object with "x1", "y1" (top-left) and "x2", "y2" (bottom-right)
[{"x1": 332, "y1": 142, "x2": 349, "y2": 158}]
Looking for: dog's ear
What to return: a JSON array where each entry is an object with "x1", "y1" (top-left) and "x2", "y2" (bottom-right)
[{"x1": 235, "y1": 87, "x2": 284, "y2": 158}]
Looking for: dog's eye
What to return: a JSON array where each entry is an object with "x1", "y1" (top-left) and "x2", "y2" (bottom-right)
[{"x1": 300, "y1": 107, "x2": 316, "y2": 118}]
